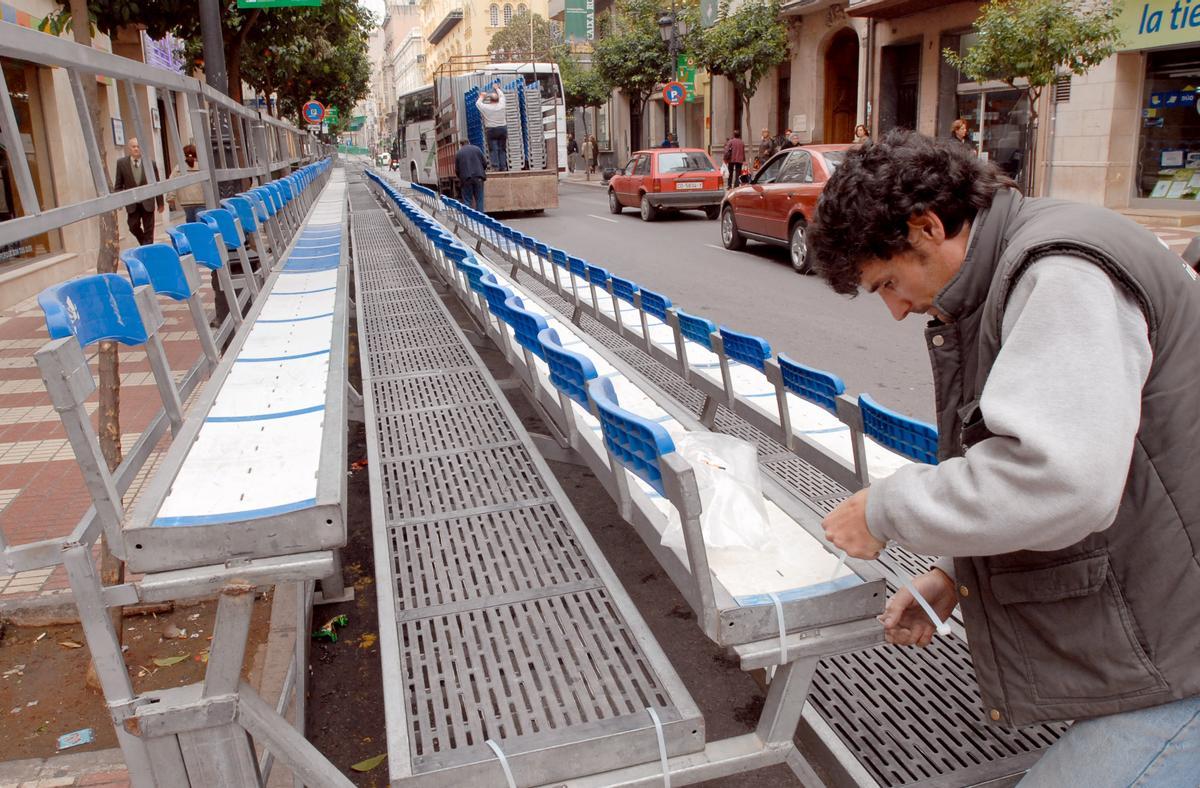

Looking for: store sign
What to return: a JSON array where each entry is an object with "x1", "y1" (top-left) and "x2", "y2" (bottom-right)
[
  {"x1": 1117, "y1": 0, "x2": 1200, "y2": 51},
  {"x1": 564, "y1": 0, "x2": 594, "y2": 41}
]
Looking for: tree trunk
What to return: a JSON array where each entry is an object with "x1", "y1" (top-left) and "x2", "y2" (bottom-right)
[
  {"x1": 69, "y1": 0, "x2": 124, "y2": 654},
  {"x1": 224, "y1": 10, "x2": 260, "y2": 105}
]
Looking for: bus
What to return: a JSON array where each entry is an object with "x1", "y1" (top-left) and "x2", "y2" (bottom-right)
[{"x1": 394, "y1": 84, "x2": 437, "y2": 186}]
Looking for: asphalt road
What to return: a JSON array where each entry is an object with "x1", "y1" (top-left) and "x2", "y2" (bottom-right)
[{"x1": 506, "y1": 181, "x2": 936, "y2": 420}]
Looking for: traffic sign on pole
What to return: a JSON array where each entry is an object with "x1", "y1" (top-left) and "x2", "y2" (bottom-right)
[
  {"x1": 302, "y1": 100, "x2": 326, "y2": 124},
  {"x1": 663, "y1": 81, "x2": 686, "y2": 107}
]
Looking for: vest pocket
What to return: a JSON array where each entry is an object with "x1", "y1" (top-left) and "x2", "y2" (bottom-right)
[{"x1": 990, "y1": 554, "x2": 1166, "y2": 703}]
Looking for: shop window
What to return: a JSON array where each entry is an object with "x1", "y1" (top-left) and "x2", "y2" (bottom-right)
[
  {"x1": 1137, "y1": 49, "x2": 1200, "y2": 200},
  {"x1": 0, "y1": 57, "x2": 60, "y2": 265}
]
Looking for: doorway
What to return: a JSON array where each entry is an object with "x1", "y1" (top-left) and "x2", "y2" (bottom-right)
[
  {"x1": 776, "y1": 64, "x2": 791, "y2": 135},
  {"x1": 879, "y1": 41, "x2": 920, "y2": 133},
  {"x1": 823, "y1": 29, "x2": 859, "y2": 143}
]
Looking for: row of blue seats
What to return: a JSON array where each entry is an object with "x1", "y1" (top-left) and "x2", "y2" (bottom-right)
[{"x1": 397, "y1": 176, "x2": 938, "y2": 483}]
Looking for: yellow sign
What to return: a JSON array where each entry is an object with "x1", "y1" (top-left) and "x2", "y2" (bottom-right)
[{"x1": 1118, "y1": 0, "x2": 1200, "y2": 51}]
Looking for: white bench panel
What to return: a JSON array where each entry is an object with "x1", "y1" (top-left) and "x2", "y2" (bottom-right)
[
  {"x1": 236, "y1": 315, "x2": 336, "y2": 361},
  {"x1": 207, "y1": 353, "x2": 331, "y2": 419}
]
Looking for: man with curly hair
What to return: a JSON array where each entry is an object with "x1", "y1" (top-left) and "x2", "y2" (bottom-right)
[{"x1": 808, "y1": 129, "x2": 1200, "y2": 783}]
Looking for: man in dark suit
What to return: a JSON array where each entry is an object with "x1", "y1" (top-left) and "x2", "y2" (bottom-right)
[
  {"x1": 113, "y1": 137, "x2": 163, "y2": 246},
  {"x1": 455, "y1": 138, "x2": 488, "y2": 212}
]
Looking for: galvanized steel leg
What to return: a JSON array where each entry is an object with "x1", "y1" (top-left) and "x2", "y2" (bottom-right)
[{"x1": 756, "y1": 656, "x2": 820, "y2": 747}]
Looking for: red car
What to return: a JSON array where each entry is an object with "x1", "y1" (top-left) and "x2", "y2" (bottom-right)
[
  {"x1": 719, "y1": 144, "x2": 850, "y2": 274},
  {"x1": 608, "y1": 148, "x2": 725, "y2": 221}
]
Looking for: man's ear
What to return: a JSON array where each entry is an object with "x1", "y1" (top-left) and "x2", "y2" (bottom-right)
[{"x1": 907, "y1": 211, "x2": 946, "y2": 248}]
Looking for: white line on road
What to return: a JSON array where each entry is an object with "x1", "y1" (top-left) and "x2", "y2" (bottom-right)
[{"x1": 587, "y1": 214, "x2": 619, "y2": 223}]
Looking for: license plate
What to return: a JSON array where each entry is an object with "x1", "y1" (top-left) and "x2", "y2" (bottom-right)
[{"x1": 676, "y1": 181, "x2": 703, "y2": 190}]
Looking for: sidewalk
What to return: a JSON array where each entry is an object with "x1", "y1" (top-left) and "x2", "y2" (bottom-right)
[{"x1": 562, "y1": 170, "x2": 608, "y2": 188}]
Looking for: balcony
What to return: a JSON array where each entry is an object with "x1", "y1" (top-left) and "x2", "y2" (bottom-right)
[{"x1": 429, "y1": 8, "x2": 464, "y2": 44}]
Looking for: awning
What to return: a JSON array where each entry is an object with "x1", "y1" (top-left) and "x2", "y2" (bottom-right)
[
  {"x1": 847, "y1": 0, "x2": 957, "y2": 19},
  {"x1": 429, "y1": 9, "x2": 464, "y2": 45}
]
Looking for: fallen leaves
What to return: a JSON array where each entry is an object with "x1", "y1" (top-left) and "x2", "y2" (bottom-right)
[
  {"x1": 58, "y1": 640, "x2": 83, "y2": 649},
  {"x1": 358, "y1": 633, "x2": 377, "y2": 650},
  {"x1": 350, "y1": 753, "x2": 387, "y2": 772},
  {"x1": 152, "y1": 655, "x2": 189, "y2": 667}
]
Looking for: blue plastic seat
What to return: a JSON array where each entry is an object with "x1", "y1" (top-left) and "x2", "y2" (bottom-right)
[
  {"x1": 503, "y1": 296, "x2": 550, "y2": 360},
  {"x1": 719, "y1": 326, "x2": 771, "y2": 371},
  {"x1": 199, "y1": 208, "x2": 244, "y2": 250},
  {"x1": 39, "y1": 273, "x2": 150, "y2": 347},
  {"x1": 539, "y1": 327, "x2": 598, "y2": 407},
  {"x1": 120, "y1": 244, "x2": 193, "y2": 300},
  {"x1": 675, "y1": 308, "x2": 717, "y2": 350},
  {"x1": 586, "y1": 377, "x2": 675, "y2": 496},
  {"x1": 222, "y1": 197, "x2": 258, "y2": 235},
  {"x1": 777, "y1": 354, "x2": 845, "y2": 414},
  {"x1": 166, "y1": 225, "x2": 192, "y2": 258},
  {"x1": 859, "y1": 394, "x2": 939, "y2": 465},
  {"x1": 639, "y1": 288, "x2": 671, "y2": 321},
  {"x1": 174, "y1": 222, "x2": 226, "y2": 271},
  {"x1": 611, "y1": 275, "x2": 639, "y2": 306}
]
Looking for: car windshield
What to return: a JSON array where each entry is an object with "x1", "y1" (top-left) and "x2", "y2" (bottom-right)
[
  {"x1": 657, "y1": 152, "x2": 714, "y2": 173},
  {"x1": 822, "y1": 151, "x2": 846, "y2": 172}
]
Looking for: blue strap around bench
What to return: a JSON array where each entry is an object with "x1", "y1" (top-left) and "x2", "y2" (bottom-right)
[
  {"x1": 639, "y1": 288, "x2": 671, "y2": 321},
  {"x1": 539, "y1": 327, "x2": 598, "y2": 407},
  {"x1": 778, "y1": 353, "x2": 845, "y2": 414},
  {"x1": 859, "y1": 393, "x2": 939, "y2": 465},
  {"x1": 503, "y1": 295, "x2": 550, "y2": 360},
  {"x1": 587, "y1": 377, "x2": 675, "y2": 496},
  {"x1": 675, "y1": 308, "x2": 717, "y2": 350},
  {"x1": 121, "y1": 244, "x2": 193, "y2": 301},
  {"x1": 40, "y1": 273, "x2": 149, "y2": 347},
  {"x1": 719, "y1": 326, "x2": 771, "y2": 371},
  {"x1": 611, "y1": 275, "x2": 639, "y2": 305}
]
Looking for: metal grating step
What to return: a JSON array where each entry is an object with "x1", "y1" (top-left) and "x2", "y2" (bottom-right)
[
  {"x1": 351, "y1": 181, "x2": 703, "y2": 783},
  {"x1": 388, "y1": 501, "x2": 600, "y2": 618}
]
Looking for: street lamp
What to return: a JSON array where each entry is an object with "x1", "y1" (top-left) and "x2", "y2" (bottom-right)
[{"x1": 658, "y1": 3, "x2": 687, "y2": 143}]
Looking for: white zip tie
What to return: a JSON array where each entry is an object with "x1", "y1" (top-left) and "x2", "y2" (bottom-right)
[
  {"x1": 830, "y1": 549, "x2": 847, "y2": 582},
  {"x1": 485, "y1": 739, "x2": 517, "y2": 788},
  {"x1": 903, "y1": 578, "x2": 952, "y2": 636},
  {"x1": 768, "y1": 591, "x2": 788, "y2": 666},
  {"x1": 646, "y1": 707, "x2": 671, "y2": 788}
]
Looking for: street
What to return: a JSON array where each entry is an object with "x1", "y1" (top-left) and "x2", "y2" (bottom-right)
[{"x1": 507, "y1": 181, "x2": 936, "y2": 420}]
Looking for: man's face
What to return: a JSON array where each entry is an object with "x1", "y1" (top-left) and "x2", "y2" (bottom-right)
[
  {"x1": 128, "y1": 138, "x2": 141, "y2": 159},
  {"x1": 185, "y1": 151, "x2": 196, "y2": 167},
  {"x1": 857, "y1": 212, "x2": 970, "y2": 322}
]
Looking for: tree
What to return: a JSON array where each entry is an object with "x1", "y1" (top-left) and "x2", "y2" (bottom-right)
[
  {"x1": 559, "y1": 52, "x2": 611, "y2": 112},
  {"x1": 488, "y1": 10, "x2": 561, "y2": 61},
  {"x1": 690, "y1": 0, "x2": 788, "y2": 134},
  {"x1": 943, "y1": 0, "x2": 1120, "y2": 192},
  {"x1": 593, "y1": 0, "x2": 672, "y2": 148},
  {"x1": 41, "y1": 0, "x2": 374, "y2": 110}
]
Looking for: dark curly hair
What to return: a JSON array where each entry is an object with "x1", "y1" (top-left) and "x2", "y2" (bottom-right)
[{"x1": 808, "y1": 129, "x2": 1015, "y2": 296}]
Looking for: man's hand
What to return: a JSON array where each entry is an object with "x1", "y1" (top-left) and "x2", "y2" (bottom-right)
[
  {"x1": 880, "y1": 568, "x2": 958, "y2": 647},
  {"x1": 821, "y1": 488, "x2": 886, "y2": 559}
]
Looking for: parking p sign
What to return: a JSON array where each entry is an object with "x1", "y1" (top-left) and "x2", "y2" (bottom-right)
[
  {"x1": 302, "y1": 100, "x2": 326, "y2": 124},
  {"x1": 663, "y1": 81, "x2": 686, "y2": 107}
]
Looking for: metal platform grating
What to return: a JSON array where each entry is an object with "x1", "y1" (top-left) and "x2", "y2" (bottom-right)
[
  {"x1": 352, "y1": 181, "x2": 701, "y2": 781},
  {"x1": 389, "y1": 502, "x2": 599, "y2": 616},
  {"x1": 810, "y1": 635, "x2": 1065, "y2": 786}
]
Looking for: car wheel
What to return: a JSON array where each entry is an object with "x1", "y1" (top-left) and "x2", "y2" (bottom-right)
[
  {"x1": 721, "y1": 205, "x2": 745, "y2": 250},
  {"x1": 704, "y1": 205, "x2": 720, "y2": 220},
  {"x1": 608, "y1": 189, "x2": 622, "y2": 215},
  {"x1": 790, "y1": 221, "x2": 812, "y2": 274},
  {"x1": 640, "y1": 194, "x2": 658, "y2": 222}
]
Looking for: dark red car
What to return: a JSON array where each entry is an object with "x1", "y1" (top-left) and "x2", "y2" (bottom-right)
[
  {"x1": 719, "y1": 144, "x2": 850, "y2": 274},
  {"x1": 608, "y1": 148, "x2": 725, "y2": 221}
]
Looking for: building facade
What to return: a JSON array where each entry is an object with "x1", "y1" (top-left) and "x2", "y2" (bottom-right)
[{"x1": 420, "y1": 0, "x2": 549, "y2": 79}]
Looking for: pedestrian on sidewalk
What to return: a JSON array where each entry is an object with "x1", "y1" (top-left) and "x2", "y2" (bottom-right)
[
  {"x1": 722, "y1": 130, "x2": 745, "y2": 189},
  {"x1": 778, "y1": 129, "x2": 796, "y2": 151},
  {"x1": 476, "y1": 87, "x2": 508, "y2": 171},
  {"x1": 853, "y1": 124, "x2": 870, "y2": 145},
  {"x1": 582, "y1": 135, "x2": 598, "y2": 180},
  {"x1": 660, "y1": 132, "x2": 678, "y2": 148},
  {"x1": 113, "y1": 137, "x2": 163, "y2": 246},
  {"x1": 759, "y1": 128, "x2": 777, "y2": 162},
  {"x1": 455, "y1": 138, "x2": 488, "y2": 213},
  {"x1": 567, "y1": 133, "x2": 579, "y2": 172},
  {"x1": 810, "y1": 129, "x2": 1200, "y2": 785},
  {"x1": 950, "y1": 118, "x2": 974, "y2": 152},
  {"x1": 168, "y1": 144, "x2": 206, "y2": 223}
]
